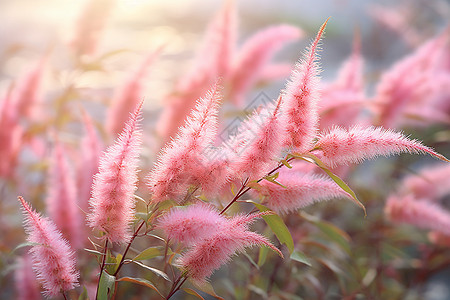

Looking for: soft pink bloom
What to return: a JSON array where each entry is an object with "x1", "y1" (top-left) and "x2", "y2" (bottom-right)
[
  {"x1": 281, "y1": 20, "x2": 327, "y2": 152},
  {"x1": 374, "y1": 32, "x2": 449, "y2": 128},
  {"x1": 399, "y1": 163, "x2": 450, "y2": 201},
  {"x1": 259, "y1": 63, "x2": 293, "y2": 82},
  {"x1": 87, "y1": 103, "x2": 142, "y2": 243},
  {"x1": 149, "y1": 85, "x2": 222, "y2": 203},
  {"x1": 178, "y1": 212, "x2": 282, "y2": 283},
  {"x1": 18, "y1": 196, "x2": 79, "y2": 297},
  {"x1": 15, "y1": 255, "x2": 41, "y2": 300},
  {"x1": 229, "y1": 25, "x2": 303, "y2": 104},
  {"x1": 46, "y1": 143, "x2": 82, "y2": 248},
  {"x1": 106, "y1": 51, "x2": 158, "y2": 136},
  {"x1": 385, "y1": 195, "x2": 450, "y2": 236},
  {"x1": 313, "y1": 126, "x2": 448, "y2": 167},
  {"x1": 70, "y1": 0, "x2": 115, "y2": 56},
  {"x1": 157, "y1": 203, "x2": 226, "y2": 246},
  {"x1": 254, "y1": 171, "x2": 352, "y2": 214},
  {"x1": 227, "y1": 99, "x2": 285, "y2": 181},
  {"x1": 77, "y1": 110, "x2": 103, "y2": 214}
]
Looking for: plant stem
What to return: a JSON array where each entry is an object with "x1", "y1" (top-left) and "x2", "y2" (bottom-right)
[
  {"x1": 95, "y1": 239, "x2": 109, "y2": 300},
  {"x1": 113, "y1": 220, "x2": 146, "y2": 276},
  {"x1": 62, "y1": 291, "x2": 68, "y2": 300},
  {"x1": 166, "y1": 275, "x2": 187, "y2": 299}
]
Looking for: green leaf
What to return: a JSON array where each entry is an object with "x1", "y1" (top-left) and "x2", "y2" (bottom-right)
[
  {"x1": 78, "y1": 286, "x2": 89, "y2": 300},
  {"x1": 190, "y1": 281, "x2": 224, "y2": 300},
  {"x1": 132, "y1": 247, "x2": 162, "y2": 261},
  {"x1": 300, "y1": 153, "x2": 366, "y2": 216},
  {"x1": 117, "y1": 277, "x2": 163, "y2": 297},
  {"x1": 11, "y1": 242, "x2": 41, "y2": 254},
  {"x1": 132, "y1": 261, "x2": 171, "y2": 281},
  {"x1": 97, "y1": 271, "x2": 115, "y2": 300},
  {"x1": 247, "y1": 200, "x2": 294, "y2": 254},
  {"x1": 83, "y1": 248, "x2": 104, "y2": 256},
  {"x1": 280, "y1": 159, "x2": 293, "y2": 169},
  {"x1": 242, "y1": 252, "x2": 259, "y2": 270},
  {"x1": 300, "y1": 212, "x2": 351, "y2": 254},
  {"x1": 290, "y1": 250, "x2": 312, "y2": 266},
  {"x1": 258, "y1": 246, "x2": 269, "y2": 266},
  {"x1": 183, "y1": 288, "x2": 206, "y2": 299}
]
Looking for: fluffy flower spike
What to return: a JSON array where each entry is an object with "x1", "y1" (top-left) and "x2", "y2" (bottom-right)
[
  {"x1": 18, "y1": 196, "x2": 79, "y2": 297},
  {"x1": 149, "y1": 84, "x2": 222, "y2": 203},
  {"x1": 87, "y1": 102, "x2": 143, "y2": 243},
  {"x1": 281, "y1": 18, "x2": 328, "y2": 152},
  {"x1": 314, "y1": 126, "x2": 449, "y2": 167}
]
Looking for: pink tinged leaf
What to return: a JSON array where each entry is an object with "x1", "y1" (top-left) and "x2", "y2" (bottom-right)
[
  {"x1": 385, "y1": 195, "x2": 450, "y2": 236},
  {"x1": 149, "y1": 85, "x2": 222, "y2": 203},
  {"x1": 106, "y1": 50, "x2": 160, "y2": 136},
  {"x1": 46, "y1": 143, "x2": 83, "y2": 249},
  {"x1": 313, "y1": 126, "x2": 449, "y2": 167},
  {"x1": 281, "y1": 19, "x2": 328, "y2": 152},
  {"x1": 78, "y1": 109, "x2": 103, "y2": 214},
  {"x1": 15, "y1": 255, "x2": 41, "y2": 300},
  {"x1": 18, "y1": 196, "x2": 79, "y2": 297},
  {"x1": 227, "y1": 98, "x2": 285, "y2": 181},
  {"x1": 87, "y1": 102, "x2": 143, "y2": 243},
  {"x1": 229, "y1": 25, "x2": 303, "y2": 104},
  {"x1": 254, "y1": 172, "x2": 352, "y2": 214},
  {"x1": 428, "y1": 231, "x2": 450, "y2": 247},
  {"x1": 157, "y1": 204, "x2": 227, "y2": 246}
]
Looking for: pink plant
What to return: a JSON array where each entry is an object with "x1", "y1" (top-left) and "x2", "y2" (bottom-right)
[
  {"x1": 157, "y1": 203, "x2": 226, "y2": 246},
  {"x1": 227, "y1": 99, "x2": 285, "y2": 181},
  {"x1": 46, "y1": 143, "x2": 82, "y2": 249},
  {"x1": 18, "y1": 196, "x2": 79, "y2": 297},
  {"x1": 15, "y1": 255, "x2": 41, "y2": 300},
  {"x1": 385, "y1": 195, "x2": 450, "y2": 236},
  {"x1": 149, "y1": 85, "x2": 222, "y2": 202},
  {"x1": 87, "y1": 103, "x2": 142, "y2": 243},
  {"x1": 229, "y1": 25, "x2": 303, "y2": 104},
  {"x1": 177, "y1": 211, "x2": 282, "y2": 283},
  {"x1": 281, "y1": 19, "x2": 327, "y2": 152},
  {"x1": 313, "y1": 126, "x2": 448, "y2": 167},
  {"x1": 254, "y1": 171, "x2": 352, "y2": 214}
]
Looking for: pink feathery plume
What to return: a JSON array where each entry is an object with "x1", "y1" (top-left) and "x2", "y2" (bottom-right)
[
  {"x1": 227, "y1": 98, "x2": 285, "y2": 181},
  {"x1": 106, "y1": 50, "x2": 159, "y2": 137},
  {"x1": 177, "y1": 212, "x2": 282, "y2": 283},
  {"x1": 15, "y1": 255, "x2": 41, "y2": 300},
  {"x1": 70, "y1": 0, "x2": 116, "y2": 56},
  {"x1": 253, "y1": 171, "x2": 352, "y2": 214},
  {"x1": 229, "y1": 25, "x2": 303, "y2": 104},
  {"x1": 149, "y1": 85, "x2": 222, "y2": 203},
  {"x1": 385, "y1": 195, "x2": 450, "y2": 236},
  {"x1": 281, "y1": 19, "x2": 328, "y2": 153},
  {"x1": 258, "y1": 63, "x2": 294, "y2": 82},
  {"x1": 46, "y1": 143, "x2": 82, "y2": 249},
  {"x1": 399, "y1": 163, "x2": 450, "y2": 201},
  {"x1": 18, "y1": 196, "x2": 79, "y2": 297},
  {"x1": 157, "y1": 203, "x2": 226, "y2": 246},
  {"x1": 0, "y1": 86, "x2": 23, "y2": 178},
  {"x1": 11, "y1": 57, "x2": 46, "y2": 120},
  {"x1": 374, "y1": 32, "x2": 448, "y2": 128},
  {"x1": 87, "y1": 102, "x2": 142, "y2": 243},
  {"x1": 313, "y1": 126, "x2": 449, "y2": 167},
  {"x1": 77, "y1": 109, "x2": 103, "y2": 214}
]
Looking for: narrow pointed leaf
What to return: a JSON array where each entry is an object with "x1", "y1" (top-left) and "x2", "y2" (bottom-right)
[
  {"x1": 117, "y1": 277, "x2": 163, "y2": 297},
  {"x1": 183, "y1": 288, "x2": 206, "y2": 300},
  {"x1": 97, "y1": 271, "x2": 115, "y2": 300},
  {"x1": 132, "y1": 247, "x2": 162, "y2": 261},
  {"x1": 290, "y1": 250, "x2": 312, "y2": 266},
  {"x1": 132, "y1": 261, "x2": 170, "y2": 281}
]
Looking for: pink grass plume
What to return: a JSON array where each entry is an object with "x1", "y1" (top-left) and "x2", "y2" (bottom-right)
[
  {"x1": 14, "y1": 255, "x2": 41, "y2": 300},
  {"x1": 149, "y1": 84, "x2": 222, "y2": 203},
  {"x1": 87, "y1": 102, "x2": 143, "y2": 243},
  {"x1": 313, "y1": 126, "x2": 449, "y2": 167},
  {"x1": 46, "y1": 143, "x2": 82, "y2": 249},
  {"x1": 281, "y1": 19, "x2": 328, "y2": 152},
  {"x1": 18, "y1": 196, "x2": 79, "y2": 297},
  {"x1": 254, "y1": 171, "x2": 352, "y2": 214},
  {"x1": 229, "y1": 25, "x2": 303, "y2": 104}
]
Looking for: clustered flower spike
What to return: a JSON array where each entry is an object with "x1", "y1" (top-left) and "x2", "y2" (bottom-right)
[
  {"x1": 170, "y1": 206, "x2": 282, "y2": 283},
  {"x1": 18, "y1": 196, "x2": 79, "y2": 297},
  {"x1": 281, "y1": 19, "x2": 327, "y2": 152},
  {"x1": 254, "y1": 171, "x2": 352, "y2": 214},
  {"x1": 149, "y1": 84, "x2": 222, "y2": 202},
  {"x1": 87, "y1": 102, "x2": 143, "y2": 243},
  {"x1": 313, "y1": 126, "x2": 449, "y2": 167}
]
